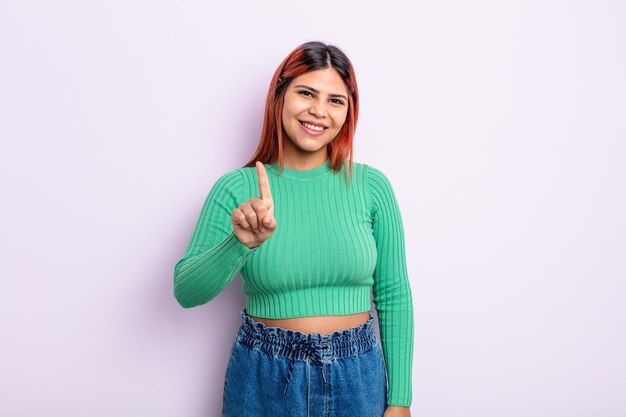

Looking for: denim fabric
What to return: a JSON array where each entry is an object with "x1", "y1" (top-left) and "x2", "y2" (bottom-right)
[{"x1": 222, "y1": 309, "x2": 388, "y2": 417}]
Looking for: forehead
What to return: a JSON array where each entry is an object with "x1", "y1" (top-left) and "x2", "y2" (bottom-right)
[{"x1": 291, "y1": 68, "x2": 348, "y2": 94}]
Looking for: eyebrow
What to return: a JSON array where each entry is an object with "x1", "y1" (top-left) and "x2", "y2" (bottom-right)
[{"x1": 292, "y1": 84, "x2": 348, "y2": 101}]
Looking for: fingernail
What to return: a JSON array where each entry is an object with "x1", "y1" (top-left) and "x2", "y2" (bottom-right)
[{"x1": 259, "y1": 227, "x2": 266, "y2": 232}]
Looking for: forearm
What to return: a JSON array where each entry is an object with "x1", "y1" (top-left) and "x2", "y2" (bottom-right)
[
  {"x1": 376, "y1": 289, "x2": 414, "y2": 406},
  {"x1": 173, "y1": 232, "x2": 256, "y2": 308}
]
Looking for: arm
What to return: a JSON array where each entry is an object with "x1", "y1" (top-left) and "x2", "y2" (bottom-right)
[
  {"x1": 173, "y1": 169, "x2": 258, "y2": 308},
  {"x1": 367, "y1": 165, "x2": 415, "y2": 407}
]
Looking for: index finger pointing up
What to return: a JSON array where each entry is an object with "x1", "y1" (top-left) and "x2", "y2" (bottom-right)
[{"x1": 255, "y1": 161, "x2": 273, "y2": 202}]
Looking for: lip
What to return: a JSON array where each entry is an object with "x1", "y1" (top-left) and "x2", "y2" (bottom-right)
[
  {"x1": 299, "y1": 120, "x2": 328, "y2": 128},
  {"x1": 299, "y1": 120, "x2": 327, "y2": 136}
]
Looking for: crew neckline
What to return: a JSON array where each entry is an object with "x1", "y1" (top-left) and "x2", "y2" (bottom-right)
[{"x1": 267, "y1": 159, "x2": 332, "y2": 180}]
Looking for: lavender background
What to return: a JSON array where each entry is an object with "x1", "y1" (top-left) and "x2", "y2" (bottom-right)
[{"x1": 1, "y1": 1, "x2": 625, "y2": 416}]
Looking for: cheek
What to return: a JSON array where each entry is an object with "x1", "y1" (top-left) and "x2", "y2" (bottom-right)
[
  {"x1": 332, "y1": 110, "x2": 349, "y2": 128},
  {"x1": 282, "y1": 104, "x2": 301, "y2": 123},
  {"x1": 281, "y1": 108, "x2": 296, "y2": 127}
]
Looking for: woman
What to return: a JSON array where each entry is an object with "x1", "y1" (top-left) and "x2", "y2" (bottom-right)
[{"x1": 173, "y1": 41, "x2": 414, "y2": 417}]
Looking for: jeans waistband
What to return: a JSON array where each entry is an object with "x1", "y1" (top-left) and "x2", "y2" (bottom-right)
[{"x1": 237, "y1": 308, "x2": 378, "y2": 361}]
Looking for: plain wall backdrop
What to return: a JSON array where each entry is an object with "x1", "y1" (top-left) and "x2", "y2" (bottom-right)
[{"x1": 1, "y1": 0, "x2": 625, "y2": 416}]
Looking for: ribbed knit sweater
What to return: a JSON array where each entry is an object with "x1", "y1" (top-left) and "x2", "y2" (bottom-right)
[{"x1": 173, "y1": 159, "x2": 414, "y2": 407}]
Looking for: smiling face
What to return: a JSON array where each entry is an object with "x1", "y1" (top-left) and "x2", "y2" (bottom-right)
[{"x1": 281, "y1": 68, "x2": 349, "y2": 163}]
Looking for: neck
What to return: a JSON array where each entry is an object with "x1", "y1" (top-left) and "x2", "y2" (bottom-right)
[{"x1": 281, "y1": 147, "x2": 329, "y2": 170}]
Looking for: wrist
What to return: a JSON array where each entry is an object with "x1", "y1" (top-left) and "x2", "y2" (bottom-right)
[{"x1": 384, "y1": 405, "x2": 411, "y2": 416}]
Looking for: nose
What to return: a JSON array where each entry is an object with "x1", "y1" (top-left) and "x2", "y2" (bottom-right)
[{"x1": 308, "y1": 101, "x2": 328, "y2": 119}]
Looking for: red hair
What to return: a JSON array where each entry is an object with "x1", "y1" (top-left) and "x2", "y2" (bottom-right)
[{"x1": 242, "y1": 41, "x2": 359, "y2": 182}]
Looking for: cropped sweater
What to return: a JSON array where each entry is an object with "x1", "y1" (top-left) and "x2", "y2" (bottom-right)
[{"x1": 173, "y1": 159, "x2": 414, "y2": 407}]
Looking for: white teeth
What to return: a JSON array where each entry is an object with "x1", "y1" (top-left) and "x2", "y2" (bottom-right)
[{"x1": 302, "y1": 121, "x2": 325, "y2": 131}]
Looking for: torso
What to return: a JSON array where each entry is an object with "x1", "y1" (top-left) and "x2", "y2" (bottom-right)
[{"x1": 248, "y1": 311, "x2": 371, "y2": 336}]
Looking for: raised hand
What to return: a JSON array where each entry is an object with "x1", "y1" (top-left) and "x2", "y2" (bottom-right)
[{"x1": 231, "y1": 161, "x2": 278, "y2": 249}]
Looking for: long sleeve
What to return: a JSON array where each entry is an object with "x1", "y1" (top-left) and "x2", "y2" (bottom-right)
[
  {"x1": 173, "y1": 169, "x2": 258, "y2": 308},
  {"x1": 367, "y1": 165, "x2": 415, "y2": 407}
]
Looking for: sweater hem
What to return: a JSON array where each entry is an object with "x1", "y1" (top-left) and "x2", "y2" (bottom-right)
[{"x1": 245, "y1": 285, "x2": 373, "y2": 319}]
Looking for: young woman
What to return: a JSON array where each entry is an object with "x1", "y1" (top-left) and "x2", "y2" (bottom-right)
[{"x1": 173, "y1": 41, "x2": 414, "y2": 417}]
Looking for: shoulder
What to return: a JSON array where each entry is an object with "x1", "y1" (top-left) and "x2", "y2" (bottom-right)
[
  {"x1": 357, "y1": 162, "x2": 399, "y2": 215},
  {"x1": 341, "y1": 160, "x2": 395, "y2": 193},
  {"x1": 238, "y1": 164, "x2": 259, "y2": 182},
  {"x1": 213, "y1": 167, "x2": 244, "y2": 188},
  {"x1": 343, "y1": 160, "x2": 384, "y2": 180},
  {"x1": 357, "y1": 162, "x2": 394, "y2": 192},
  {"x1": 207, "y1": 167, "x2": 245, "y2": 201}
]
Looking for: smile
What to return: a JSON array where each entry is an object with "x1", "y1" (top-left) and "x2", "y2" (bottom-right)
[
  {"x1": 299, "y1": 120, "x2": 327, "y2": 131},
  {"x1": 299, "y1": 120, "x2": 327, "y2": 136}
]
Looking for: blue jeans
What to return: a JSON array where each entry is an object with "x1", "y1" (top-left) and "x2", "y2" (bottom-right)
[{"x1": 222, "y1": 309, "x2": 388, "y2": 417}]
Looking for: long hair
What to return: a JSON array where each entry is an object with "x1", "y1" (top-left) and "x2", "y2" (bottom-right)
[{"x1": 242, "y1": 41, "x2": 359, "y2": 182}]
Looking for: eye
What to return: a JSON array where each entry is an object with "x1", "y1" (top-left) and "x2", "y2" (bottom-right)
[{"x1": 298, "y1": 90, "x2": 344, "y2": 105}]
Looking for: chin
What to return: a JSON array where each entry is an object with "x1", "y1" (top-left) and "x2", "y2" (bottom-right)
[
  {"x1": 293, "y1": 136, "x2": 323, "y2": 147},
  {"x1": 297, "y1": 145, "x2": 325, "y2": 153}
]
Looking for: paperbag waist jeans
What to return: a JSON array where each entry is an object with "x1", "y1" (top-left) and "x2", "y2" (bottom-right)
[{"x1": 221, "y1": 308, "x2": 388, "y2": 417}]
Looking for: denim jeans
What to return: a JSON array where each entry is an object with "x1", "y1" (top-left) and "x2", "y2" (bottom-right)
[{"x1": 222, "y1": 309, "x2": 388, "y2": 417}]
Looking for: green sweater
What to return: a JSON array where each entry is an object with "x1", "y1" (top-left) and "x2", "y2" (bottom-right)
[{"x1": 173, "y1": 159, "x2": 414, "y2": 407}]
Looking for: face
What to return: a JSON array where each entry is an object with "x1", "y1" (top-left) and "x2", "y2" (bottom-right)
[{"x1": 281, "y1": 68, "x2": 349, "y2": 158}]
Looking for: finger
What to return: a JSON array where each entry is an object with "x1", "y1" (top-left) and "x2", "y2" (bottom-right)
[
  {"x1": 250, "y1": 198, "x2": 268, "y2": 231},
  {"x1": 231, "y1": 208, "x2": 251, "y2": 230},
  {"x1": 250, "y1": 198, "x2": 268, "y2": 219},
  {"x1": 241, "y1": 203, "x2": 259, "y2": 232},
  {"x1": 262, "y1": 215, "x2": 271, "y2": 228},
  {"x1": 265, "y1": 216, "x2": 277, "y2": 230},
  {"x1": 259, "y1": 209, "x2": 274, "y2": 227},
  {"x1": 255, "y1": 161, "x2": 273, "y2": 203}
]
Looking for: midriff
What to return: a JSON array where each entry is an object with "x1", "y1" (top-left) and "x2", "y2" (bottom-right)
[{"x1": 248, "y1": 311, "x2": 371, "y2": 336}]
